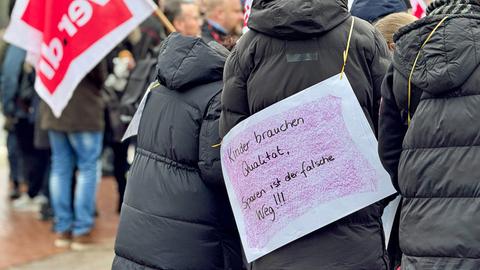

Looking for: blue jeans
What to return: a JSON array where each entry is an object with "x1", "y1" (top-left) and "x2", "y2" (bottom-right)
[{"x1": 48, "y1": 131, "x2": 103, "y2": 236}]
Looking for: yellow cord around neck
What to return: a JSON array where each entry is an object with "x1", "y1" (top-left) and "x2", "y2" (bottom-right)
[
  {"x1": 407, "y1": 16, "x2": 449, "y2": 126},
  {"x1": 340, "y1": 17, "x2": 355, "y2": 80}
]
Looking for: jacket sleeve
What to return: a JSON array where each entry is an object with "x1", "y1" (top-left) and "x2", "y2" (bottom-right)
[
  {"x1": 198, "y1": 91, "x2": 224, "y2": 187},
  {"x1": 369, "y1": 29, "x2": 391, "y2": 136},
  {"x1": 1, "y1": 46, "x2": 26, "y2": 117},
  {"x1": 219, "y1": 46, "x2": 250, "y2": 138},
  {"x1": 378, "y1": 65, "x2": 408, "y2": 192}
]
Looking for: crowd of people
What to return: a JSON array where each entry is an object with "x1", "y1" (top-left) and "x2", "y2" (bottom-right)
[
  {"x1": 0, "y1": 0, "x2": 244, "y2": 251},
  {"x1": 2, "y1": 0, "x2": 480, "y2": 269}
]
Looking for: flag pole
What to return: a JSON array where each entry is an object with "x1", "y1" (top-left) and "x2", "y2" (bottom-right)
[{"x1": 154, "y1": 9, "x2": 176, "y2": 33}]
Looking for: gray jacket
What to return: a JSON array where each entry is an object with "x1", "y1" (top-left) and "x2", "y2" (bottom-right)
[
  {"x1": 40, "y1": 62, "x2": 107, "y2": 133},
  {"x1": 379, "y1": 13, "x2": 480, "y2": 270}
]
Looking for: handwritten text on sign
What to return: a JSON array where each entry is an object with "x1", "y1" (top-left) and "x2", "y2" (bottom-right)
[{"x1": 220, "y1": 74, "x2": 396, "y2": 262}]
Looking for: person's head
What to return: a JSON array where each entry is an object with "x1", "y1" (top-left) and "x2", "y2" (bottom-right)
[
  {"x1": 351, "y1": 0, "x2": 409, "y2": 23},
  {"x1": 374, "y1": 12, "x2": 417, "y2": 52},
  {"x1": 165, "y1": 0, "x2": 202, "y2": 37},
  {"x1": 204, "y1": 0, "x2": 243, "y2": 34}
]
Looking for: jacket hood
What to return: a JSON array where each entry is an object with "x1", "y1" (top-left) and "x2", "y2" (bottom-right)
[
  {"x1": 351, "y1": 0, "x2": 407, "y2": 23},
  {"x1": 248, "y1": 0, "x2": 350, "y2": 40},
  {"x1": 156, "y1": 33, "x2": 227, "y2": 91},
  {"x1": 393, "y1": 14, "x2": 480, "y2": 95}
]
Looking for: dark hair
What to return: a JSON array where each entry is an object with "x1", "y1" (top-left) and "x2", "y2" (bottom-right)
[{"x1": 164, "y1": 0, "x2": 194, "y2": 23}]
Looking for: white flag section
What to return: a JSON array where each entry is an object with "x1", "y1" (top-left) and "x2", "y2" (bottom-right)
[
  {"x1": 4, "y1": 0, "x2": 156, "y2": 117},
  {"x1": 242, "y1": 0, "x2": 253, "y2": 33},
  {"x1": 220, "y1": 74, "x2": 397, "y2": 262}
]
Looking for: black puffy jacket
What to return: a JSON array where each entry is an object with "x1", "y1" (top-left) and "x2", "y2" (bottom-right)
[
  {"x1": 112, "y1": 33, "x2": 244, "y2": 270},
  {"x1": 219, "y1": 0, "x2": 391, "y2": 269},
  {"x1": 379, "y1": 12, "x2": 480, "y2": 270}
]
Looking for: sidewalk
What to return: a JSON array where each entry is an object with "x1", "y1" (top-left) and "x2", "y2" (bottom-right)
[
  {"x1": 7, "y1": 241, "x2": 115, "y2": 270},
  {"x1": 0, "y1": 173, "x2": 120, "y2": 270}
]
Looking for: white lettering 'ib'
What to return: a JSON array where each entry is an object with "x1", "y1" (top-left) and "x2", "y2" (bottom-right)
[{"x1": 40, "y1": 0, "x2": 111, "y2": 80}]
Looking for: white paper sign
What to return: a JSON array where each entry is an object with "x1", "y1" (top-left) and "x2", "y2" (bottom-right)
[
  {"x1": 220, "y1": 74, "x2": 396, "y2": 262},
  {"x1": 122, "y1": 81, "x2": 158, "y2": 141},
  {"x1": 382, "y1": 195, "x2": 401, "y2": 247}
]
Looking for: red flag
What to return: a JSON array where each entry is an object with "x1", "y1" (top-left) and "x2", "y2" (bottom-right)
[
  {"x1": 4, "y1": 0, "x2": 155, "y2": 117},
  {"x1": 410, "y1": 0, "x2": 427, "y2": 18}
]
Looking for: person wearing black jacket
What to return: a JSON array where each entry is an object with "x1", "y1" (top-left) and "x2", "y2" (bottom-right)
[
  {"x1": 112, "y1": 33, "x2": 244, "y2": 270},
  {"x1": 379, "y1": 0, "x2": 480, "y2": 269},
  {"x1": 219, "y1": 0, "x2": 391, "y2": 269}
]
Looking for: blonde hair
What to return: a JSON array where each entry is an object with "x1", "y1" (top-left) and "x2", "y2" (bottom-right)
[{"x1": 374, "y1": 12, "x2": 418, "y2": 44}]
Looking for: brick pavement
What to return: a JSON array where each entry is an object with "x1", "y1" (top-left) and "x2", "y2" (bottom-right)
[{"x1": 0, "y1": 174, "x2": 120, "y2": 270}]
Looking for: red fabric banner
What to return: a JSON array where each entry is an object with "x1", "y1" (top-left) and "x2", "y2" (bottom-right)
[{"x1": 4, "y1": 0, "x2": 155, "y2": 117}]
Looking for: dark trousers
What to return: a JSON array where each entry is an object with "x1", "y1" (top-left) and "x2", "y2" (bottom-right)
[
  {"x1": 387, "y1": 200, "x2": 403, "y2": 270},
  {"x1": 111, "y1": 141, "x2": 129, "y2": 210},
  {"x1": 7, "y1": 131, "x2": 21, "y2": 189},
  {"x1": 15, "y1": 118, "x2": 50, "y2": 198}
]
